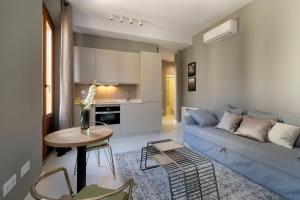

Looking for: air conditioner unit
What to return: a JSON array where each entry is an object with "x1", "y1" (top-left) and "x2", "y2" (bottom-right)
[{"x1": 203, "y1": 20, "x2": 237, "y2": 44}]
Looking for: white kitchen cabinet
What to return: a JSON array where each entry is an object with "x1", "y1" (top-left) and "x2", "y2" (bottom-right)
[
  {"x1": 120, "y1": 104, "x2": 142, "y2": 134},
  {"x1": 74, "y1": 46, "x2": 95, "y2": 83},
  {"x1": 141, "y1": 102, "x2": 162, "y2": 132},
  {"x1": 95, "y1": 49, "x2": 118, "y2": 83},
  {"x1": 118, "y1": 52, "x2": 140, "y2": 84},
  {"x1": 139, "y1": 52, "x2": 162, "y2": 102}
]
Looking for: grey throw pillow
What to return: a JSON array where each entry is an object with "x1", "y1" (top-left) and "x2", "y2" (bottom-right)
[
  {"x1": 235, "y1": 116, "x2": 276, "y2": 142},
  {"x1": 187, "y1": 109, "x2": 218, "y2": 127},
  {"x1": 213, "y1": 105, "x2": 243, "y2": 120},
  {"x1": 216, "y1": 111, "x2": 243, "y2": 132}
]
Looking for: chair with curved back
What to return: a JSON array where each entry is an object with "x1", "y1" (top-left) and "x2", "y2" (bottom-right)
[
  {"x1": 30, "y1": 167, "x2": 133, "y2": 200},
  {"x1": 74, "y1": 121, "x2": 116, "y2": 179}
]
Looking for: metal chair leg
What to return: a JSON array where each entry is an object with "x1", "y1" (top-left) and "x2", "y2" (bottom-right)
[
  {"x1": 107, "y1": 145, "x2": 116, "y2": 179},
  {"x1": 74, "y1": 157, "x2": 77, "y2": 175},
  {"x1": 95, "y1": 148, "x2": 101, "y2": 167},
  {"x1": 74, "y1": 151, "x2": 90, "y2": 175}
]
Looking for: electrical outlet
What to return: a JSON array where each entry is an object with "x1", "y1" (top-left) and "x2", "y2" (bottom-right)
[
  {"x1": 3, "y1": 174, "x2": 16, "y2": 197},
  {"x1": 21, "y1": 161, "x2": 30, "y2": 178},
  {"x1": 81, "y1": 90, "x2": 86, "y2": 95}
]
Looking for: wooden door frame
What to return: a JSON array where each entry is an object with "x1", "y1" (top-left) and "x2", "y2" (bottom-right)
[{"x1": 42, "y1": 4, "x2": 55, "y2": 160}]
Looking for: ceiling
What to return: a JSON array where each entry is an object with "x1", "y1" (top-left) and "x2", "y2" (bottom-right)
[{"x1": 69, "y1": 0, "x2": 253, "y2": 61}]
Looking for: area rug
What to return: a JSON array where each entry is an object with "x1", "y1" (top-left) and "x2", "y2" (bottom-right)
[{"x1": 115, "y1": 150, "x2": 284, "y2": 200}]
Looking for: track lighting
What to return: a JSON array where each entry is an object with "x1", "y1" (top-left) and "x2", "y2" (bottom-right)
[
  {"x1": 129, "y1": 18, "x2": 133, "y2": 24},
  {"x1": 109, "y1": 14, "x2": 144, "y2": 27},
  {"x1": 139, "y1": 20, "x2": 143, "y2": 27}
]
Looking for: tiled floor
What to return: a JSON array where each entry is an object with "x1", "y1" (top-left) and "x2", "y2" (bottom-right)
[{"x1": 30, "y1": 118, "x2": 182, "y2": 199}]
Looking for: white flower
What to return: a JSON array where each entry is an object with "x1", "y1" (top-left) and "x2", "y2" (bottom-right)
[{"x1": 82, "y1": 82, "x2": 97, "y2": 110}]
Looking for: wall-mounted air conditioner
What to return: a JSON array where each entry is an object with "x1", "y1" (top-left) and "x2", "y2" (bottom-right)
[{"x1": 203, "y1": 20, "x2": 237, "y2": 44}]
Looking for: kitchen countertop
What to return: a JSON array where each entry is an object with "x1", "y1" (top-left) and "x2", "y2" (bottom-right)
[{"x1": 93, "y1": 99, "x2": 142, "y2": 105}]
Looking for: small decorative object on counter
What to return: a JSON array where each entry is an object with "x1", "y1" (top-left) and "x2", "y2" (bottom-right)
[{"x1": 78, "y1": 81, "x2": 97, "y2": 130}]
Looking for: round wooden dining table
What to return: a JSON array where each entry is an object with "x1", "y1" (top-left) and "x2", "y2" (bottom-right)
[{"x1": 44, "y1": 126, "x2": 113, "y2": 192}]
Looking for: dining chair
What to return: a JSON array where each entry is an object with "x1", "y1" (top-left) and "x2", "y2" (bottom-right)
[
  {"x1": 74, "y1": 121, "x2": 116, "y2": 179},
  {"x1": 30, "y1": 167, "x2": 133, "y2": 200}
]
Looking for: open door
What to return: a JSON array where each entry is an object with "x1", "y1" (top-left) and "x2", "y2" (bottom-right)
[{"x1": 42, "y1": 5, "x2": 55, "y2": 160}]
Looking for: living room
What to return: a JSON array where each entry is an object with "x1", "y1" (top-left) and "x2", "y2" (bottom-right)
[{"x1": 1, "y1": 0, "x2": 300, "y2": 199}]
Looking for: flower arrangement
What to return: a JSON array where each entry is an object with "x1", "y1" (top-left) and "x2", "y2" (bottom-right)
[
  {"x1": 78, "y1": 81, "x2": 97, "y2": 130},
  {"x1": 79, "y1": 81, "x2": 97, "y2": 111}
]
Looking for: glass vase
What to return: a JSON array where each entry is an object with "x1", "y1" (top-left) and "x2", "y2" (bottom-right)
[{"x1": 80, "y1": 109, "x2": 90, "y2": 130}]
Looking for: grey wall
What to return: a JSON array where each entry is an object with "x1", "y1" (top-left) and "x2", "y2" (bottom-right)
[
  {"x1": 0, "y1": 0, "x2": 42, "y2": 199},
  {"x1": 162, "y1": 60, "x2": 175, "y2": 116},
  {"x1": 180, "y1": 0, "x2": 300, "y2": 114},
  {"x1": 175, "y1": 53, "x2": 183, "y2": 121},
  {"x1": 74, "y1": 32, "x2": 158, "y2": 53}
]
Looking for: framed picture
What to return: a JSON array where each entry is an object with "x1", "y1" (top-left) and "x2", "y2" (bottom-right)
[
  {"x1": 188, "y1": 62, "x2": 196, "y2": 77},
  {"x1": 188, "y1": 77, "x2": 196, "y2": 91}
]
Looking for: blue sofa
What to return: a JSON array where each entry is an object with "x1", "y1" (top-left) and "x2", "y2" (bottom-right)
[{"x1": 183, "y1": 112, "x2": 300, "y2": 200}]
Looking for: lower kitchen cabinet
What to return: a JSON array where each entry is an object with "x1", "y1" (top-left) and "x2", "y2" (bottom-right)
[
  {"x1": 120, "y1": 104, "x2": 142, "y2": 134},
  {"x1": 73, "y1": 103, "x2": 161, "y2": 136},
  {"x1": 141, "y1": 102, "x2": 162, "y2": 132},
  {"x1": 120, "y1": 103, "x2": 161, "y2": 135}
]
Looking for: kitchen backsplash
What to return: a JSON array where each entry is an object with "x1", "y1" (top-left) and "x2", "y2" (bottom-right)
[{"x1": 74, "y1": 83, "x2": 137, "y2": 100}]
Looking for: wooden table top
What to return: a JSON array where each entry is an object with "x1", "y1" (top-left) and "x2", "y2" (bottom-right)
[{"x1": 44, "y1": 126, "x2": 113, "y2": 148}]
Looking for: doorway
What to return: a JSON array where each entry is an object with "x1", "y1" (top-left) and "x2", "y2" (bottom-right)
[
  {"x1": 42, "y1": 5, "x2": 55, "y2": 160},
  {"x1": 166, "y1": 75, "x2": 175, "y2": 117}
]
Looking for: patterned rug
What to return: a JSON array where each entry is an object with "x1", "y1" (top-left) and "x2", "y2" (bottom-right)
[{"x1": 115, "y1": 150, "x2": 284, "y2": 200}]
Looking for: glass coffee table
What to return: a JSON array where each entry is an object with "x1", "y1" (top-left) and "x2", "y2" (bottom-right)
[{"x1": 140, "y1": 139, "x2": 220, "y2": 200}]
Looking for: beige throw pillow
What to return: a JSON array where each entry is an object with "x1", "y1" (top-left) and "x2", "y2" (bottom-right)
[
  {"x1": 268, "y1": 122, "x2": 300, "y2": 149},
  {"x1": 216, "y1": 111, "x2": 243, "y2": 132},
  {"x1": 235, "y1": 116, "x2": 275, "y2": 142}
]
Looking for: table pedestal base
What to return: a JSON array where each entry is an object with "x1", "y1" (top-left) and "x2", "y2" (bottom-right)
[{"x1": 77, "y1": 146, "x2": 86, "y2": 192}]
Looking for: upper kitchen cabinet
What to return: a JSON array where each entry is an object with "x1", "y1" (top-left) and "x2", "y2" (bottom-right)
[
  {"x1": 118, "y1": 52, "x2": 140, "y2": 84},
  {"x1": 74, "y1": 46, "x2": 95, "y2": 83},
  {"x1": 139, "y1": 52, "x2": 162, "y2": 102},
  {"x1": 95, "y1": 49, "x2": 118, "y2": 84}
]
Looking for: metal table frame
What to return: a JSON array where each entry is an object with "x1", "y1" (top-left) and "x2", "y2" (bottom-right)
[{"x1": 140, "y1": 139, "x2": 220, "y2": 200}]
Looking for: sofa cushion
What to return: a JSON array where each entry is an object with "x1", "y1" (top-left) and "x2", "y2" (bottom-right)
[
  {"x1": 216, "y1": 111, "x2": 243, "y2": 132},
  {"x1": 213, "y1": 105, "x2": 243, "y2": 120},
  {"x1": 235, "y1": 116, "x2": 275, "y2": 142},
  {"x1": 183, "y1": 125, "x2": 300, "y2": 179},
  {"x1": 247, "y1": 110, "x2": 279, "y2": 121},
  {"x1": 187, "y1": 109, "x2": 218, "y2": 127},
  {"x1": 280, "y1": 113, "x2": 300, "y2": 147},
  {"x1": 268, "y1": 122, "x2": 300, "y2": 149}
]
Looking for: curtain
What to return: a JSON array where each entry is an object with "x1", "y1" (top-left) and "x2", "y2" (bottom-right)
[{"x1": 59, "y1": 1, "x2": 73, "y2": 129}]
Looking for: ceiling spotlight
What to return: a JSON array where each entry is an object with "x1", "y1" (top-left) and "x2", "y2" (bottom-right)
[
  {"x1": 109, "y1": 14, "x2": 114, "y2": 21},
  {"x1": 139, "y1": 20, "x2": 143, "y2": 27},
  {"x1": 129, "y1": 18, "x2": 133, "y2": 24},
  {"x1": 120, "y1": 16, "x2": 124, "y2": 22}
]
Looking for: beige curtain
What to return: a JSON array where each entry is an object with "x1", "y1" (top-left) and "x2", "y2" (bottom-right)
[{"x1": 59, "y1": 1, "x2": 73, "y2": 129}]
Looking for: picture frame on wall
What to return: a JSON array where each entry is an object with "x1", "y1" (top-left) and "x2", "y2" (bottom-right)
[
  {"x1": 188, "y1": 77, "x2": 196, "y2": 91},
  {"x1": 188, "y1": 62, "x2": 196, "y2": 77}
]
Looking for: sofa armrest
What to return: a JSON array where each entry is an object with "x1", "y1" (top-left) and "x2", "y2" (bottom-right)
[{"x1": 183, "y1": 115, "x2": 198, "y2": 126}]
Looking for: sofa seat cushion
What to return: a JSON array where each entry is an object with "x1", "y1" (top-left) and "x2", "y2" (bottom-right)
[{"x1": 183, "y1": 125, "x2": 300, "y2": 179}]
